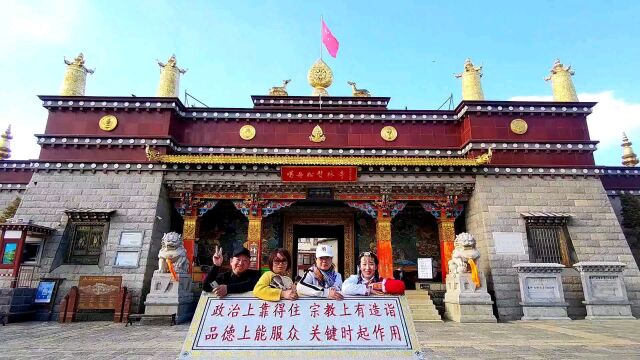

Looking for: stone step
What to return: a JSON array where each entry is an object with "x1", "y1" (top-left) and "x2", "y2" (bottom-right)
[{"x1": 404, "y1": 290, "x2": 442, "y2": 322}]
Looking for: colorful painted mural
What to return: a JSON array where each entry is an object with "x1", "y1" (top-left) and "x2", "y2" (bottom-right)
[
  {"x1": 261, "y1": 212, "x2": 283, "y2": 267},
  {"x1": 198, "y1": 201, "x2": 248, "y2": 267},
  {"x1": 391, "y1": 203, "x2": 439, "y2": 268},
  {"x1": 355, "y1": 212, "x2": 376, "y2": 255}
]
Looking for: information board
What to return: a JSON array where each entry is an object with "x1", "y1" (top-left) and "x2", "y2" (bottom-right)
[
  {"x1": 417, "y1": 258, "x2": 433, "y2": 279},
  {"x1": 77, "y1": 275, "x2": 122, "y2": 310}
]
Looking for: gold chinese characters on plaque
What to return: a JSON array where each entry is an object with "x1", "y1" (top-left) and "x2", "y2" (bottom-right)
[
  {"x1": 99, "y1": 115, "x2": 118, "y2": 131},
  {"x1": 239, "y1": 125, "x2": 256, "y2": 141},
  {"x1": 380, "y1": 126, "x2": 398, "y2": 142},
  {"x1": 510, "y1": 118, "x2": 528, "y2": 135}
]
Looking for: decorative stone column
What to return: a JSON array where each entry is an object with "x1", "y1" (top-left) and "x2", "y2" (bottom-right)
[
  {"x1": 444, "y1": 232, "x2": 496, "y2": 323},
  {"x1": 513, "y1": 263, "x2": 570, "y2": 320},
  {"x1": 573, "y1": 262, "x2": 635, "y2": 320}
]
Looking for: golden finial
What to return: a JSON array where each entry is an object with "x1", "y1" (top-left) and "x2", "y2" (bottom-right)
[
  {"x1": 545, "y1": 59, "x2": 578, "y2": 102},
  {"x1": 347, "y1": 81, "x2": 371, "y2": 97},
  {"x1": 307, "y1": 58, "x2": 333, "y2": 96},
  {"x1": 455, "y1": 58, "x2": 484, "y2": 100},
  {"x1": 60, "y1": 53, "x2": 94, "y2": 96},
  {"x1": 309, "y1": 125, "x2": 326, "y2": 142},
  {"x1": 268, "y1": 79, "x2": 291, "y2": 96},
  {"x1": 156, "y1": 55, "x2": 187, "y2": 97},
  {"x1": 622, "y1": 132, "x2": 639, "y2": 167},
  {"x1": 0, "y1": 125, "x2": 12, "y2": 160}
]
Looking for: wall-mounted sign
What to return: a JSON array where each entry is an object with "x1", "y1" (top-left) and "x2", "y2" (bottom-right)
[
  {"x1": 510, "y1": 118, "x2": 528, "y2": 135},
  {"x1": 1, "y1": 242, "x2": 17, "y2": 264},
  {"x1": 281, "y1": 166, "x2": 357, "y2": 182},
  {"x1": 115, "y1": 251, "x2": 139, "y2": 267},
  {"x1": 417, "y1": 258, "x2": 433, "y2": 279},
  {"x1": 119, "y1": 231, "x2": 143, "y2": 247},
  {"x1": 35, "y1": 280, "x2": 57, "y2": 304}
]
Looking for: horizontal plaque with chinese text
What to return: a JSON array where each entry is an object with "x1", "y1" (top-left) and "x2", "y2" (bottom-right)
[
  {"x1": 180, "y1": 294, "x2": 423, "y2": 359},
  {"x1": 281, "y1": 166, "x2": 357, "y2": 182}
]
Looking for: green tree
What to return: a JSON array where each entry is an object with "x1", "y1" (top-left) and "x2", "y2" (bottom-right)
[
  {"x1": 620, "y1": 194, "x2": 640, "y2": 229},
  {"x1": 0, "y1": 196, "x2": 21, "y2": 223}
]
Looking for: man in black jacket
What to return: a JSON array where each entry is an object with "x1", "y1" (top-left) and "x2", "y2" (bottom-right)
[{"x1": 202, "y1": 245, "x2": 261, "y2": 297}]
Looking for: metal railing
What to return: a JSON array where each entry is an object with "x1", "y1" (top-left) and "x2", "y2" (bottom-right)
[{"x1": 15, "y1": 265, "x2": 39, "y2": 288}]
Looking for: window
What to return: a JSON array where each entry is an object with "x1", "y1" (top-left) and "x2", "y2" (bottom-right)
[
  {"x1": 21, "y1": 237, "x2": 44, "y2": 264},
  {"x1": 63, "y1": 210, "x2": 114, "y2": 265},
  {"x1": 522, "y1": 213, "x2": 577, "y2": 267}
]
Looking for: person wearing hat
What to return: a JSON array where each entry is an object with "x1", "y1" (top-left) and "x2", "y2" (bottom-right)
[
  {"x1": 296, "y1": 244, "x2": 344, "y2": 300},
  {"x1": 202, "y1": 245, "x2": 261, "y2": 298}
]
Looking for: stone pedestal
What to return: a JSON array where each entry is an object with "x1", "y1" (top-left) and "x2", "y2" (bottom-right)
[
  {"x1": 573, "y1": 262, "x2": 635, "y2": 320},
  {"x1": 144, "y1": 273, "x2": 195, "y2": 324},
  {"x1": 514, "y1": 263, "x2": 570, "y2": 320},
  {"x1": 444, "y1": 272, "x2": 496, "y2": 323}
]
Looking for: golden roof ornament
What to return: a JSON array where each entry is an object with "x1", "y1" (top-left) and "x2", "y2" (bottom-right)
[
  {"x1": 622, "y1": 132, "x2": 639, "y2": 167},
  {"x1": 545, "y1": 59, "x2": 578, "y2": 102},
  {"x1": 309, "y1": 125, "x2": 326, "y2": 142},
  {"x1": 455, "y1": 58, "x2": 484, "y2": 100},
  {"x1": 156, "y1": 55, "x2": 187, "y2": 97},
  {"x1": 0, "y1": 125, "x2": 12, "y2": 160},
  {"x1": 60, "y1": 53, "x2": 94, "y2": 96},
  {"x1": 347, "y1": 81, "x2": 371, "y2": 97},
  {"x1": 307, "y1": 58, "x2": 333, "y2": 96},
  {"x1": 268, "y1": 79, "x2": 291, "y2": 96}
]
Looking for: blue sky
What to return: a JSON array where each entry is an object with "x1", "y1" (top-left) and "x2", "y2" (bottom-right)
[{"x1": 1, "y1": 0, "x2": 639, "y2": 165}]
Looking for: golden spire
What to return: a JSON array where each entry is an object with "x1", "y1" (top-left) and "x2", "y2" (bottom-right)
[
  {"x1": 156, "y1": 55, "x2": 187, "y2": 97},
  {"x1": 307, "y1": 58, "x2": 333, "y2": 96},
  {"x1": 455, "y1": 58, "x2": 484, "y2": 100},
  {"x1": 545, "y1": 59, "x2": 578, "y2": 102},
  {"x1": 622, "y1": 132, "x2": 639, "y2": 167},
  {"x1": 0, "y1": 125, "x2": 12, "y2": 160},
  {"x1": 60, "y1": 53, "x2": 94, "y2": 96}
]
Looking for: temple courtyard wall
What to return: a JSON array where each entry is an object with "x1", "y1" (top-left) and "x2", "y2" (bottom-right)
[
  {"x1": 10, "y1": 171, "x2": 170, "y2": 315},
  {"x1": 466, "y1": 176, "x2": 640, "y2": 320}
]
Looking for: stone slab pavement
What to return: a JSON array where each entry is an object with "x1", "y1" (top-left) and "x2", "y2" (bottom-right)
[{"x1": 0, "y1": 320, "x2": 639, "y2": 359}]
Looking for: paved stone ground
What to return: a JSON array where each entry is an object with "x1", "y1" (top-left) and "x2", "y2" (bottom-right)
[{"x1": 0, "y1": 320, "x2": 639, "y2": 359}]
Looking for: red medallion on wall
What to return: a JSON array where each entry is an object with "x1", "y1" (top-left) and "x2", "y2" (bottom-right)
[{"x1": 281, "y1": 166, "x2": 357, "y2": 182}]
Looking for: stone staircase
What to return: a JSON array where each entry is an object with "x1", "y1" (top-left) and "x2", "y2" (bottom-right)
[{"x1": 405, "y1": 289, "x2": 442, "y2": 322}]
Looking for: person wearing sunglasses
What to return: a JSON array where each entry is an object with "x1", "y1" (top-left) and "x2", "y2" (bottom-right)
[
  {"x1": 342, "y1": 252, "x2": 384, "y2": 296},
  {"x1": 253, "y1": 248, "x2": 298, "y2": 301},
  {"x1": 297, "y1": 244, "x2": 344, "y2": 300}
]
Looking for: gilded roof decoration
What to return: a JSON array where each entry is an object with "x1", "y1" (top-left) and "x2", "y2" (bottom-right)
[
  {"x1": 307, "y1": 58, "x2": 333, "y2": 96},
  {"x1": 144, "y1": 145, "x2": 492, "y2": 166}
]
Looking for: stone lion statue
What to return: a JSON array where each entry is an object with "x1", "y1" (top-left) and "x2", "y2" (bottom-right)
[
  {"x1": 157, "y1": 232, "x2": 188, "y2": 274},
  {"x1": 448, "y1": 232, "x2": 481, "y2": 275}
]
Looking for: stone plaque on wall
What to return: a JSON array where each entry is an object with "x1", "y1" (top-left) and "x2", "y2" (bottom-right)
[
  {"x1": 493, "y1": 232, "x2": 525, "y2": 254},
  {"x1": 77, "y1": 275, "x2": 122, "y2": 310}
]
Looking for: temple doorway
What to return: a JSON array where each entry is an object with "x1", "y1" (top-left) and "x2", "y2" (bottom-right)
[
  {"x1": 293, "y1": 225, "x2": 344, "y2": 278},
  {"x1": 283, "y1": 207, "x2": 355, "y2": 278}
]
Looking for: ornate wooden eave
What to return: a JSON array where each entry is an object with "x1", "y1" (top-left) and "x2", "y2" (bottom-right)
[{"x1": 145, "y1": 145, "x2": 491, "y2": 166}]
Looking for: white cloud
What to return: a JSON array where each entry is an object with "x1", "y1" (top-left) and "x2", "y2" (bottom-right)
[{"x1": 511, "y1": 91, "x2": 640, "y2": 165}]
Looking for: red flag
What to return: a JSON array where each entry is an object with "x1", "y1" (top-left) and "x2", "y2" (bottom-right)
[{"x1": 321, "y1": 19, "x2": 339, "y2": 58}]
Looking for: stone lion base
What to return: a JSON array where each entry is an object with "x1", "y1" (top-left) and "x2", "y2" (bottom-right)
[
  {"x1": 444, "y1": 273, "x2": 496, "y2": 323},
  {"x1": 144, "y1": 273, "x2": 195, "y2": 324}
]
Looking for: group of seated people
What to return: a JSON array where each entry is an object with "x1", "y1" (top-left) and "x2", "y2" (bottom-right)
[{"x1": 202, "y1": 244, "x2": 405, "y2": 301}]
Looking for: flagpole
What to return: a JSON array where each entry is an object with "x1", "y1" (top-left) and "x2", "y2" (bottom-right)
[{"x1": 320, "y1": 15, "x2": 323, "y2": 60}]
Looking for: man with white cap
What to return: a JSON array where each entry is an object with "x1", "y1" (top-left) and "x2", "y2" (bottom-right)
[{"x1": 296, "y1": 244, "x2": 344, "y2": 300}]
